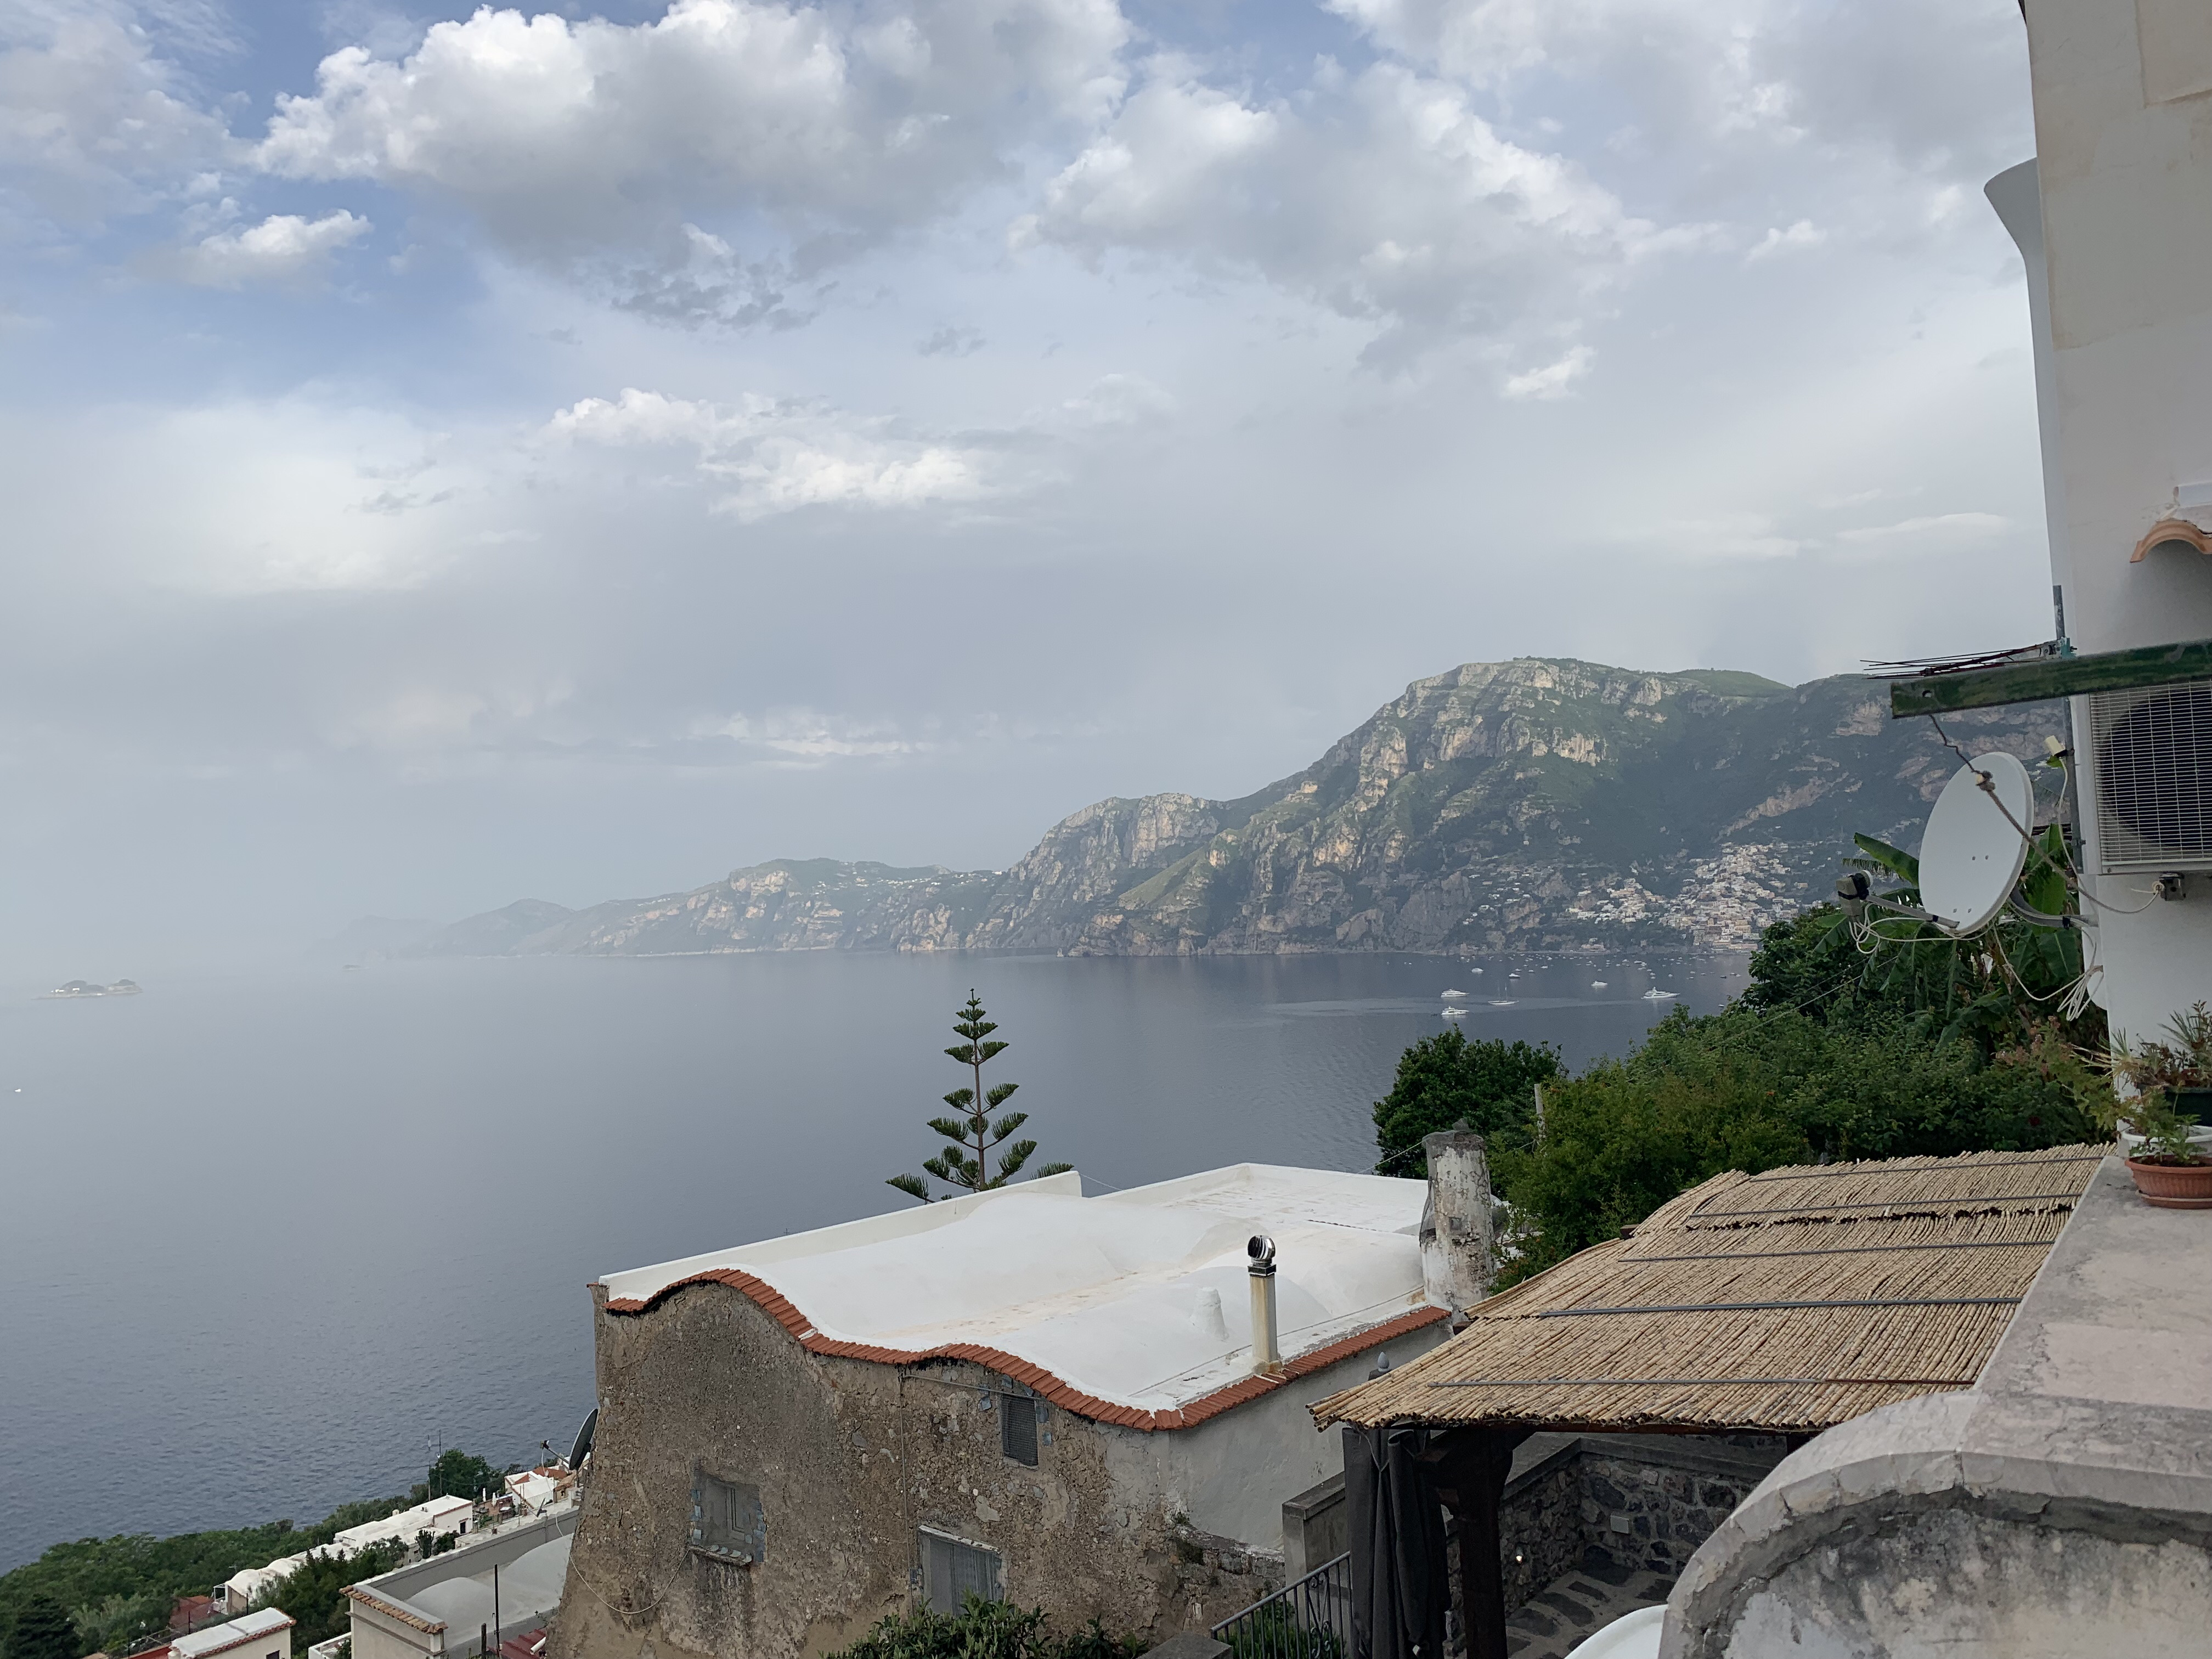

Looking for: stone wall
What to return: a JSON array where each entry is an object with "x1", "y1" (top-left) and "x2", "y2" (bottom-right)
[
  {"x1": 553, "y1": 1278, "x2": 1425, "y2": 1659},
  {"x1": 1571, "y1": 1437, "x2": 1790, "y2": 1579}
]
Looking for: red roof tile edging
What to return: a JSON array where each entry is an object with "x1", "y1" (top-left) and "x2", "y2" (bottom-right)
[{"x1": 603, "y1": 1267, "x2": 1447, "y2": 1432}]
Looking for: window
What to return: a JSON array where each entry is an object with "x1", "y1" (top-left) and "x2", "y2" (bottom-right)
[
  {"x1": 919, "y1": 1530, "x2": 1001, "y2": 1612},
  {"x1": 689, "y1": 1471, "x2": 765, "y2": 1565},
  {"x1": 1000, "y1": 1395, "x2": 1039, "y2": 1466}
]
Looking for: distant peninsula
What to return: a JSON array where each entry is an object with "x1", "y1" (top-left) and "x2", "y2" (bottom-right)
[
  {"x1": 352, "y1": 656, "x2": 2064, "y2": 959},
  {"x1": 43, "y1": 979, "x2": 141, "y2": 998}
]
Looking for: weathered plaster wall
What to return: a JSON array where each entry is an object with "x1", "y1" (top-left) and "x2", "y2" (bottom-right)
[
  {"x1": 1103, "y1": 1328, "x2": 1445, "y2": 1550},
  {"x1": 1716, "y1": 1498, "x2": 2210, "y2": 1658},
  {"x1": 553, "y1": 1280, "x2": 1440, "y2": 1659}
]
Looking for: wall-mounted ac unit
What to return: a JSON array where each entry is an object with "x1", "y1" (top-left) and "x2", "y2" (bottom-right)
[{"x1": 2085, "y1": 677, "x2": 2212, "y2": 872}]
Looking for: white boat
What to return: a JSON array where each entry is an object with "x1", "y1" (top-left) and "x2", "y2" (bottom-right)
[
  {"x1": 1441, "y1": 990, "x2": 1469, "y2": 1001},
  {"x1": 1471, "y1": 967, "x2": 1483, "y2": 974},
  {"x1": 1590, "y1": 981, "x2": 1609, "y2": 989},
  {"x1": 1644, "y1": 988, "x2": 1678, "y2": 1001},
  {"x1": 1441, "y1": 1006, "x2": 1468, "y2": 1019},
  {"x1": 1491, "y1": 999, "x2": 1518, "y2": 1006}
]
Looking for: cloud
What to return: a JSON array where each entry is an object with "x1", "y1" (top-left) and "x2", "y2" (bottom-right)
[
  {"x1": 253, "y1": 0, "x2": 1131, "y2": 265},
  {"x1": 1017, "y1": 56, "x2": 1703, "y2": 367},
  {"x1": 917, "y1": 324, "x2": 984, "y2": 357},
  {"x1": 1502, "y1": 344, "x2": 1594, "y2": 399},
  {"x1": 545, "y1": 386, "x2": 1006, "y2": 520},
  {"x1": 706, "y1": 707, "x2": 934, "y2": 763},
  {"x1": 1747, "y1": 218, "x2": 1824, "y2": 261},
  {"x1": 0, "y1": 1, "x2": 229, "y2": 228},
  {"x1": 1835, "y1": 511, "x2": 2007, "y2": 544},
  {"x1": 166, "y1": 208, "x2": 372, "y2": 289}
]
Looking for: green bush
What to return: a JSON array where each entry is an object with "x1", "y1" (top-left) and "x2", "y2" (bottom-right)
[
  {"x1": 826, "y1": 1596, "x2": 1141, "y2": 1659},
  {"x1": 254, "y1": 1541, "x2": 407, "y2": 1648},
  {"x1": 1372, "y1": 1030, "x2": 1560, "y2": 1177},
  {"x1": 1489, "y1": 1004, "x2": 2095, "y2": 1279}
]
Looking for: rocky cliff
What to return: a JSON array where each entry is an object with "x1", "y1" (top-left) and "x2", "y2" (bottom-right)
[{"x1": 398, "y1": 658, "x2": 2065, "y2": 957}]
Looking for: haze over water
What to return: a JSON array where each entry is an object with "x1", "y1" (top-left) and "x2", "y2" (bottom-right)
[{"x1": 0, "y1": 951, "x2": 1742, "y2": 1571}]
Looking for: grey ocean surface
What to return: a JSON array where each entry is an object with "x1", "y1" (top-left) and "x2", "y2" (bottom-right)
[{"x1": 0, "y1": 950, "x2": 1745, "y2": 1571}]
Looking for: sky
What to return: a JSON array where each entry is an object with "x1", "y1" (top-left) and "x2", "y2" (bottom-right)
[{"x1": 0, "y1": 0, "x2": 2055, "y2": 965}]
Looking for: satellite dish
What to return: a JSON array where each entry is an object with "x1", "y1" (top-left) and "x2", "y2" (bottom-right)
[
  {"x1": 566, "y1": 1406, "x2": 598, "y2": 1471},
  {"x1": 1919, "y1": 753, "x2": 2034, "y2": 934}
]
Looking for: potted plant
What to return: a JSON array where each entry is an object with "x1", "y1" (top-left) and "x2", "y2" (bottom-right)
[
  {"x1": 2106, "y1": 1004, "x2": 2212, "y2": 1206},
  {"x1": 2120, "y1": 1093, "x2": 2212, "y2": 1207},
  {"x1": 2106, "y1": 1008, "x2": 2212, "y2": 1159}
]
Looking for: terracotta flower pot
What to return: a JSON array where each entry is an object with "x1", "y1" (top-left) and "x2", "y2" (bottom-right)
[{"x1": 2124, "y1": 1157, "x2": 2212, "y2": 1209}]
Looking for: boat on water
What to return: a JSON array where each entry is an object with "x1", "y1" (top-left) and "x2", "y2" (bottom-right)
[
  {"x1": 1590, "y1": 981, "x2": 1609, "y2": 989},
  {"x1": 1643, "y1": 988, "x2": 1678, "y2": 1001},
  {"x1": 1491, "y1": 998, "x2": 1518, "y2": 1006},
  {"x1": 1440, "y1": 989, "x2": 1469, "y2": 1001},
  {"x1": 1441, "y1": 1006, "x2": 1468, "y2": 1019}
]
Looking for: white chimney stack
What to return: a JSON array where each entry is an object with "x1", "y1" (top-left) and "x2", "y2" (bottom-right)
[
  {"x1": 1247, "y1": 1234, "x2": 1283, "y2": 1376},
  {"x1": 1420, "y1": 1130, "x2": 1496, "y2": 1314}
]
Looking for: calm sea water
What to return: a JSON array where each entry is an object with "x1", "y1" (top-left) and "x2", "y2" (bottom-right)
[{"x1": 0, "y1": 950, "x2": 1745, "y2": 1571}]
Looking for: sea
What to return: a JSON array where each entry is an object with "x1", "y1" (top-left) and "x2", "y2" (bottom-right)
[{"x1": 0, "y1": 949, "x2": 1746, "y2": 1572}]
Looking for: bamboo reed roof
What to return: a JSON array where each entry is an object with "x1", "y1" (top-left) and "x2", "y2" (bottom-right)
[{"x1": 1313, "y1": 1146, "x2": 2109, "y2": 1435}]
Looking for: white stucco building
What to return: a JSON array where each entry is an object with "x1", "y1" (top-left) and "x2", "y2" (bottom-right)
[
  {"x1": 1984, "y1": 0, "x2": 2212, "y2": 1040},
  {"x1": 551, "y1": 1164, "x2": 1469, "y2": 1657}
]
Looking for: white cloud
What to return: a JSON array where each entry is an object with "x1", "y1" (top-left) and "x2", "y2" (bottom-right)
[
  {"x1": 1747, "y1": 218, "x2": 1824, "y2": 261},
  {"x1": 546, "y1": 386, "x2": 1003, "y2": 520},
  {"x1": 707, "y1": 707, "x2": 933, "y2": 761},
  {"x1": 167, "y1": 208, "x2": 371, "y2": 289},
  {"x1": 1835, "y1": 511, "x2": 2007, "y2": 544},
  {"x1": 0, "y1": 1, "x2": 229, "y2": 228},
  {"x1": 1019, "y1": 57, "x2": 1697, "y2": 366},
  {"x1": 1502, "y1": 344, "x2": 1594, "y2": 399},
  {"x1": 254, "y1": 0, "x2": 1131, "y2": 270}
]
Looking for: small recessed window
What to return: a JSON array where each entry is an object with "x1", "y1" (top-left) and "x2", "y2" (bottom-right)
[
  {"x1": 1000, "y1": 1396, "x2": 1039, "y2": 1466},
  {"x1": 689, "y1": 1470, "x2": 765, "y2": 1565},
  {"x1": 919, "y1": 1530, "x2": 1001, "y2": 1612}
]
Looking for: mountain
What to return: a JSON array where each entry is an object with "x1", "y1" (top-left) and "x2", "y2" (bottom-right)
[{"x1": 388, "y1": 658, "x2": 2065, "y2": 958}]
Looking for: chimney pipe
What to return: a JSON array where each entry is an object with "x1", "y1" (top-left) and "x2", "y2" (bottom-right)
[
  {"x1": 1247, "y1": 1234, "x2": 1283, "y2": 1376},
  {"x1": 1420, "y1": 1130, "x2": 1496, "y2": 1314}
]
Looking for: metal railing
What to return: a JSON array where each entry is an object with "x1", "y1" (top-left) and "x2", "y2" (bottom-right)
[{"x1": 1210, "y1": 1553, "x2": 1350, "y2": 1659}]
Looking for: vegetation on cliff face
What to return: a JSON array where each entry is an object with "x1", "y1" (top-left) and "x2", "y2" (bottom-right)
[{"x1": 392, "y1": 657, "x2": 2066, "y2": 959}]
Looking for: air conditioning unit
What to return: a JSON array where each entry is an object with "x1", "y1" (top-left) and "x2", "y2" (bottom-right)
[{"x1": 2084, "y1": 677, "x2": 2212, "y2": 873}]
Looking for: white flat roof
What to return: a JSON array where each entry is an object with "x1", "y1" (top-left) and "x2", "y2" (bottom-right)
[
  {"x1": 173, "y1": 1608, "x2": 294, "y2": 1658},
  {"x1": 602, "y1": 1164, "x2": 1434, "y2": 1415}
]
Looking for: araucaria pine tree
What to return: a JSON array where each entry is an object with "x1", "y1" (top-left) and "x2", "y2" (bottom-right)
[{"x1": 889, "y1": 991, "x2": 1072, "y2": 1201}]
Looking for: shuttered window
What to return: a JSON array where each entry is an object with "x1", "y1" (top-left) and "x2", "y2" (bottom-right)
[
  {"x1": 690, "y1": 1471, "x2": 766, "y2": 1564},
  {"x1": 1000, "y1": 1396, "x2": 1039, "y2": 1466},
  {"x1": 919, "y1": 1531, "x2": 1002, "y2": 1612}
]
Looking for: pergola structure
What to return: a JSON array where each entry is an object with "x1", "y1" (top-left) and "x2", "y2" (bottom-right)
[{"x1": 1310, "y1": 1146, "x2": 2107, "y2": 1659}]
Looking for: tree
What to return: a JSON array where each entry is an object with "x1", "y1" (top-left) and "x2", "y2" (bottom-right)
[
  {"x1": 8, "y1": 1593, "x2": 78, "y2": 1659},
  {"x1": 1371, "y1": 1029, "x2": 1561, "y2": 1177},
  {"x1": 70, "y1": 1592, "x2": 166, "y2": 1658},
  {"x1": 889, "y1": 993, "x2": 1071, "y2": 1202},
  {"x1": 420, "y1": 1449, "x2": 500, "y2": 1503}
]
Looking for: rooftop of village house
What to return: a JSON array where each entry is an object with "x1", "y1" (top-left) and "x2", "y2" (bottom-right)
[{"x1": 595, "y1": 1163, "x2": 1448, "y2": 1426}]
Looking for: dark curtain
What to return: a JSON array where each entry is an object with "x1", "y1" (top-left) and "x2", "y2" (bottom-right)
[{"x1": 1344, "y1": 1426, "x2": 1448, "y2": 1659}]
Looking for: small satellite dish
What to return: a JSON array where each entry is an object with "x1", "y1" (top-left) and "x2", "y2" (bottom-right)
[
  {"x1": 1919, "y1": 753, "x2": 2034, "y2": 935},
  {"x1": 566, "y1": 1406, "x2": 598, "y2": 1471}
]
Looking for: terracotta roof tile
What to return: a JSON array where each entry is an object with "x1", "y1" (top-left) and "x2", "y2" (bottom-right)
[{"x1": 604, "y1": 1268, "x2": 1445, "y2": 1431}]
